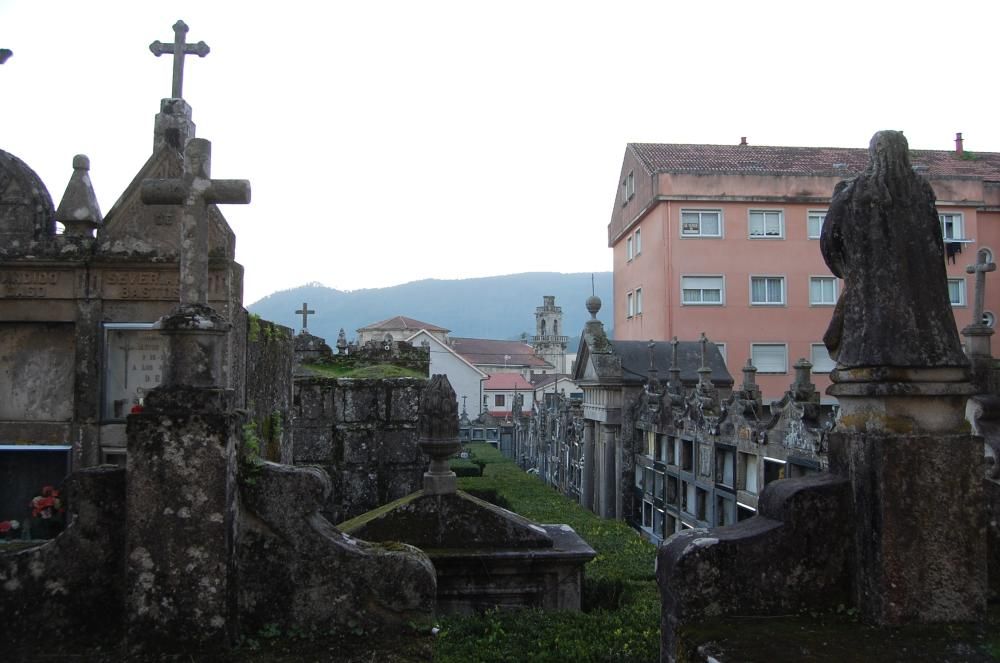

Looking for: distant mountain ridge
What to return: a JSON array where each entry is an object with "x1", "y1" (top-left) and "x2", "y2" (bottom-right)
[{"x1": 248, "y1": 272, "x2": 614, "y2": 346}]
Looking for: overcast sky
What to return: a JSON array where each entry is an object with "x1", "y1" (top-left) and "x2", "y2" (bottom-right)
[{"x1": 3, "y1": 1, "x2": 998, "y2": 304}]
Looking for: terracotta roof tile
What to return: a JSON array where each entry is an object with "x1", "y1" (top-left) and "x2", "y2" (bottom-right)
[
  {"x1": 629, "y1": 142, "x2": 1000, "y2": 180},
  {"x1": 483, "y1": 374, "x2": 535, "y2": 391},
  {"x1": 450, "y1": 337, "x2": 552, "y2": 368},
  {"x1": 357, "y1": 315, "x2": 449, "y2": 333}
]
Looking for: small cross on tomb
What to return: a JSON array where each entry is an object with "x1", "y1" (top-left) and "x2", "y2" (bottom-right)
[
  {"x1": 140, "y1": 138, "x2": 250, "y2": 306},
  {"x1": 967, "y1": 248, "x2": 996, "y2": 327},
  {"x1": 149, "y1": 20, "x2": 210, "y2": 99},
  {"x1": 296, "y1": 303, "x2": 315, "y2": 330}
]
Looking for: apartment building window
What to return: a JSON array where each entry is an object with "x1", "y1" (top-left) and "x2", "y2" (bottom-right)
[
  {"x1": 807, "y1": 210, "x2": 826, "y2": 239},
  {"x1": 622, "y1": 170, "x2": 635, "y2": 205},
  {"x1": 751, "y1": 343, "x2": 787, "y2": 373},
  {"x1": 985, "y1": 311, "x2": 997, "y2": 328},
  {"x1": 627, "y1": 291, "x2": 635, "y2": 317},
  {"x1": 635, "y1": 288, "x2": 643, "y2": 315},
  {"x1": 940, "y1": 213, "x2": 964, "y2": 240},
  {"x1": 626, "y1": 236, "x2": 634, "y2": 261},
  {"x1": 681, "y1": 210, "x2": 722, "y2": 237},
  {"x1": 750, "y1": 276, "x2": 785, "y2": 305},
  {"x1": 634, "y1": 228, "x2": 642, "y2": 255},
  {"x1": 681, "y1": 275, "x2": 724, "y2": 305},
  {"x1": 495, "y1": 394, "x2": 506, "y2": 407},
  {"x1": 809, "y1": 276, "x2": 837, "y2": 305},
  {"x1": 749, "y1": 210, "x2": 784, "y2": 238},
  {"x1": 715, "y1": 342, "x2": 726, "y2": 363},
  {"x1": 810, "y1": 343, "x2": 836, "y2": 373},
  {"x1": 948, "y1": 278, "x2": 966, "y2": 306}
]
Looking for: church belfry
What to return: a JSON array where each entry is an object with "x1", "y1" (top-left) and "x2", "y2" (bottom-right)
[{"x1": 532, "y1": 295, "x2": 567, "y2": 373}]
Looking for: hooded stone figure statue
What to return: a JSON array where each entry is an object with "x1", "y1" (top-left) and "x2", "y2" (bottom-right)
[{"x1": 821, "y1": 130, "x2": 968, "y2": 369}]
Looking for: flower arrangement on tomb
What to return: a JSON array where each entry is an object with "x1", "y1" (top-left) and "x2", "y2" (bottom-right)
[
  {"x1": 0, "y1": 519, "x2": 21, "y2": 540},
  {"x1": 30, "y1": 485, "x2": 63, "y2": 519}
]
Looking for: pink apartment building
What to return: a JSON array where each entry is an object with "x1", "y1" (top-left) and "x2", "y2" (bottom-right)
[{"x1": 609, "y1": 135, "x2": 1000, "y2": 402}]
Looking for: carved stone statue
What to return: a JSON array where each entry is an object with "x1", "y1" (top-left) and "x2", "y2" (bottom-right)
[{"x1": 821, "y1": 131, "x2": 967, "y2": 369}]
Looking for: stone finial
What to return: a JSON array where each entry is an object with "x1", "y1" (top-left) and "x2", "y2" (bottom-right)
[
  {"x1": 55, "y1": 154, "x2": 103, "y2": 237},
  {"x1": 790, "y1": 358, "x2": 818, "y2": 403},
  {"x1": 668, "y1": 336, "x2": 683, "y2": 396},
  {"x1": 295, "y1": 302, "x2": 315, "y2": 331},
  {"x1": 419, "y1": 375, "x2": 461, "y2": 495},
  {"x1": 821, "y1": 130, "x2": 967, "y2": 370},
  {"x1": 585, "y1": 295, "x2": 602, "y2": 319},
  {"x1": 149, "y1": 20, "x2": 210, "y2": 99},
  {"x1": 336, "y1": 328, "x2": 348, "y2": 354},
  {"x1": 742, "y1": 357, "x2": 758, "y2": 390},
  {"x1": 647, "y1": 340, "x2": 659, "y2": 384}
]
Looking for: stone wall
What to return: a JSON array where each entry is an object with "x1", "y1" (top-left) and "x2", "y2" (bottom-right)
[
  {"x1": 292, "y1": 377, "x2": 426, "y2": 522},
  {"x1": 245, "y1": 315, "x2": 294, "y2": 463}
]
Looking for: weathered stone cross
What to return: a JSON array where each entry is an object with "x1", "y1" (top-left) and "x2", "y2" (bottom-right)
[
  {"x1": 966, "y1": 247, "x2": 996, "y2": 326},
  {"x1": 149, "y1": 20, "x2": 210, "y2": 99},
  {"x1": 141, "y1": 138, "x2": 250, "y2": 307},
  {"x1": 296, "y1": 302, "x2": 315, "y2": 330}
]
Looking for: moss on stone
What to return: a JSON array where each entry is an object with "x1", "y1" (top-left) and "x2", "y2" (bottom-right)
[{"x1": 302, "y1": 363, "x2": 425, "y2": 379}]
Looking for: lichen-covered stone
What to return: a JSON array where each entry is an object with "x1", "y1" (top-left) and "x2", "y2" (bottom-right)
[
  {"x1": 238, "y1": 461, "x2": 436, "y2": 634},
  {"x1": 657, "y1": 473, "x2": 852, "y2": 663}
]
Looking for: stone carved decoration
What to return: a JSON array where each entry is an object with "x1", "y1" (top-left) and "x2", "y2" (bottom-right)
[
  {"x1": 821, "y1": 130, "x2": 967, "y2": 369},
  {"x1": 149, "y1": 20, "x2": 210, "y2": 100}
]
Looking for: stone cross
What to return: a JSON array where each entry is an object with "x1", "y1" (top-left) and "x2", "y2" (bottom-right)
[
  {"x1": 141, "y1": 138, "x2": 250, "y2": 306},
  {"x1": 966, "y1": 248, "x2": 996, "y2": 326},
  {"x1": 0, "y1": 49, "x2": 12, "y2": 64},
  {"x1": 149, "y1": 20, "x2": 210, "y2": 99},
  {"x1": 296, "y1": 303, "x2": 315, "y2": 330}
]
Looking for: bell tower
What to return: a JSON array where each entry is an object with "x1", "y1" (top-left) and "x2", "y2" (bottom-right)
[{"x1": 532, "y1": 296, "x2": 567, "y2": 372}]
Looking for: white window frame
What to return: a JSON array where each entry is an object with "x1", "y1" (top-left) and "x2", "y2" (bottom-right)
[
  {"x1": 634, "y1": 228, "x2": 642, "y2": 255},
  {"x1": 807, "y1": 210, "x2": 826, "y2": 239},
  {"x1": 681, "y1": 275, "x2": 725, "y2": 306},
  {"x1": 940, "y1": 212, "x2": 964, "y2": 240},
  {"x1": 635, "y1": 287, "x2": 643, "y2": 315},
  {"x1": 750, "y1": 343, "x2": 788, "y2": 374},
  {"x1": 680, "y1": 209, "x2": 722, "y2": 238},
  {"x1": 749, "y1": 275, "x2": 785, "y2": 306},
  {"x1": 626, "y1": 236, "x2": 634, "y2": 261},
  {"x1": 748, "y1": 209, "x2": 784, "y2": 239},
  {"x1": 948, "y1": 278, "x2": 966, "y2": 306},
  {"x1": 984, "y1": 311, "x2": 996, "y2": 328},
  {"x1": 810, "y1": 343, "x2": 836, "y2": 373},
  {"x1": 627, "y1": 291, "x2": 635, "y2": 318},
  {"x1": 715, "y1": 342, "x2": 726, "y2": 364},
  {"x1": 809, "y1": 276, "x2": 838, "y2": 306}
]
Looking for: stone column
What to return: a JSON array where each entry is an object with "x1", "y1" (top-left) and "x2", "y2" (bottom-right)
[
  {"x1": 125, "y1": 387, "x2": 240, "y2": 652},
  {"x1": 581, "y1": 420, "x2": 595, "y2": 512},
  {"x1": 830, "y1": 369, "x2": 984, "y2": 624}
]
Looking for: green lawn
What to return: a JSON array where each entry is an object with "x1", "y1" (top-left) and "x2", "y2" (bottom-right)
[{"x1": 301, "y1": 363, "x2": 425, "y2": 379}]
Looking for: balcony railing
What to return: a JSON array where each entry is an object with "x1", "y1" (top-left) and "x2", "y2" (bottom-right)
[{"x1": 532, "y1": 335, "x2": 569, "y2": 344}]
